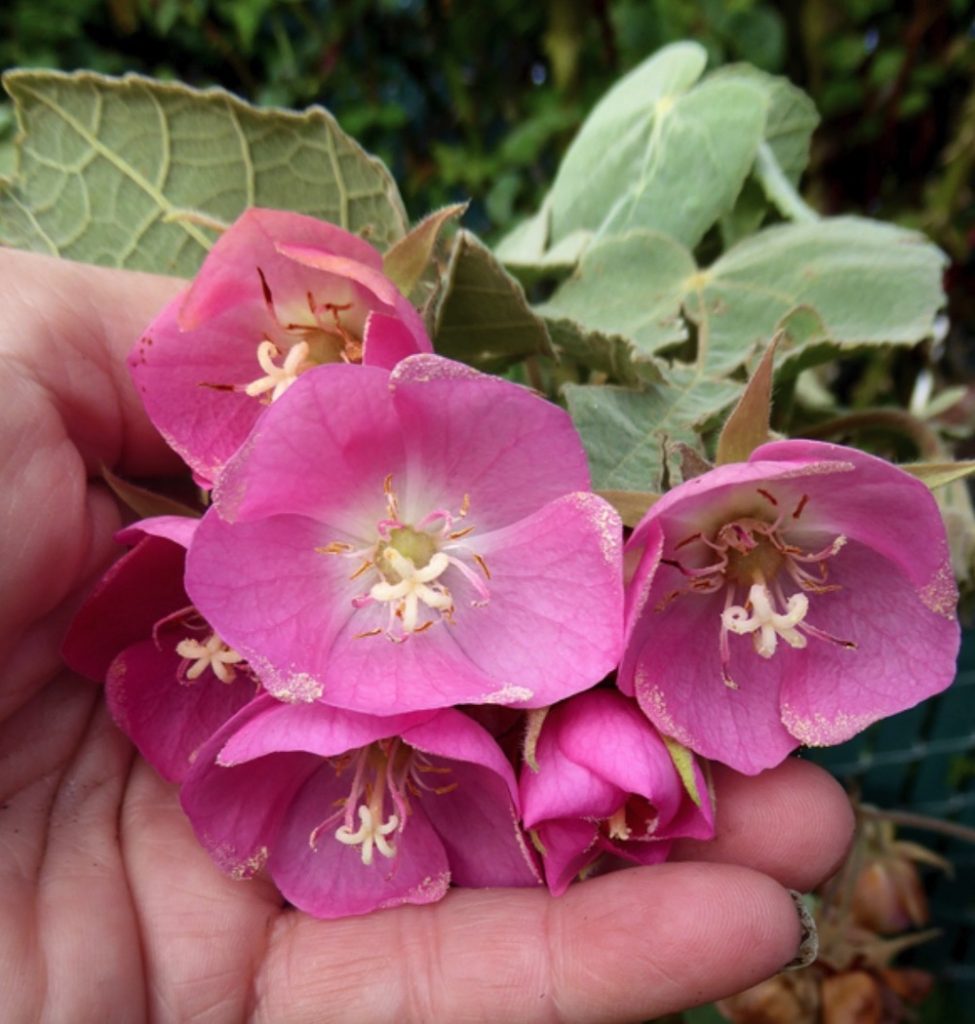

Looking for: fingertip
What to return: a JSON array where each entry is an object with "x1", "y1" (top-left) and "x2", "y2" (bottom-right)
[
  {"x1": 673, "y1": 757, "x2": 856, "y2": 892},
  {"x1": 547, "y1": 862, "x2": 804, "y2": 1022}
]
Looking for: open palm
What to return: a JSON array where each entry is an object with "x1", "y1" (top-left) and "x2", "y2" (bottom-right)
[{"x1": 0, "y1": 248, "x2": 854, "y2": 1023}]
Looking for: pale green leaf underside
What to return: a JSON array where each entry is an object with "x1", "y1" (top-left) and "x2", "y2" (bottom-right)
[
  {"x1": 711, "y1": 65, "x2": 819, "y2": 185},
  {"x1": 0, "y1": 70, "x2": 407, "y2": 277},
  {"x1": 548, "y1": 41, "x2": 707, "y2": 244},
  {"x1": 555, "y1": 217, "x2": 944, "y2": 491},
  {"x1": 595, "y1": 78, "x2": 768, "y2": 249},
  {"x1": 546, "y1": 217, "x2": 946, "y2": 377},
  {"x1": 564, "y1": 367, "x2": 742, "y2": 492}
]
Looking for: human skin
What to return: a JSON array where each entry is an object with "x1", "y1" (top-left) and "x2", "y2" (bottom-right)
[{"x1": 0, "y1": 247, "x2": 855, "y2": 1023}]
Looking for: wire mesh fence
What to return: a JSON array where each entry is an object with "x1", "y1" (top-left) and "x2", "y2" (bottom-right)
[{"x1": 809, "y1": 631, "x2": 975, "y2": 995}]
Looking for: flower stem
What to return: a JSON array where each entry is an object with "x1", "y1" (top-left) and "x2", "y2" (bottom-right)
[
  {"x1": 860, "y1": 805, "x2": 975, "y2": 846},
  {"x1": 800, "y1": 408, "x2": 943, "y2": 459}
]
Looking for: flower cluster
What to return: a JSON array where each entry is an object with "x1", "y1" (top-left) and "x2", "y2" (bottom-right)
[{"x1": 65, "y1": 209, "x2": 960, "y2": 919}]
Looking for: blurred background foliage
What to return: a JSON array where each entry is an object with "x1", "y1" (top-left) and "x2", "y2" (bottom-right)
[{"x1": 2, "y1": 2, "x2": 975, "y2": 1018}]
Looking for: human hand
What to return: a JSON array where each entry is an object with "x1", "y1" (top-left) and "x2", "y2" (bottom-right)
[{"x1": 0, "y1": 247, "x2": 854, "y2": 1023}]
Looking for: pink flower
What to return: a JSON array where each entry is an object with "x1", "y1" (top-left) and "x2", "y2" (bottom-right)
[
  {"x1": 180, "y1": 696, "x2": 541, "y2": 918},
  {"x1": 520, "y1": 690, "x2": 714, "y2": 895},
  {"x1": 63, "y1": 516, "x2": 257, "y2": 782},
  {"x1": 185, "y1": 354, "x2": 624, "y2": 713},
  {"x1": 129, "y1": 208, "x2": 432, "y2": 484},
  {"x1": 619, "y1": 440, "x2": 960, "y2": 775}
]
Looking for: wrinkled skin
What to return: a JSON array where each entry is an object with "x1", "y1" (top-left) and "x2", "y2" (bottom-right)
[{"x1": 0, "y1": 247, "x2": 855, "y2": 1023}]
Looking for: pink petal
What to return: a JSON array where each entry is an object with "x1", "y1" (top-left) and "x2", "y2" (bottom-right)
[
  {"x1": 115, "y1": 515, "x2": 199, "y2": 549},
  {"x1": 276, "y1": 243, "x2": 402, "y2": 306},
  {"x1": 211, "y1": 364, "x2": 403, "y2": 530},
  {"x1": 185, "y1": 512, "x2": 362, "y2": 703},
  {"x1": 534, "y1": 818, "x2": 601, "y2": 897},
  {"x1": 268, "y1": 763, "x2": 451, "y2": 919},
  {"x1": 542, "y1": 691, "x2": 685, "y2": 824},
  {"x1": 291, "y1": 607, "x2": 514, "y2": 712},
  {"x1": 413, "y1": 758, "x2": 541, "y2": 887},
  {"x1": 107, "y1": 629, "x2": 256, "y2": 783},
  {"x1": 778, "y1": 540, "x2": 960, "y2": 746},
  {"x1": 448, "y1": 492, "x2": 624, "y2": 707},
  {"x1": 179, "y1": 208, "x2": 383, "y2": 329},
  {"x1": 129, "y1": 297, "x2": 282, "y2": 484},
  {"x1": 623, "y1": 569, "x2": 798, "y2": 774},
  {"x1": 520, "y1": 725, "x2": 623, "y2": 827},
  {"x1": 626, "y1": 454, "x2": 853, "y2": 554},
  {"x1": 401, "y1": 709, "x2": 520, "y2": 802},
  {"x1": 180, "y1": 743, "x2": 320, "y2": 878},
  {"x1": 62, "y1": 533, "x2": 188, "y2": 680},
  {"x1": 390, "y1": 355, "x2": 593, "y2": 531},
  {"x1": 752, "y1": 439, "x2": 956, "y2": 598},
  {"x1": 217, "y1": 695, "x2": 434, "y2": 764},
  {"x1": 362, "y1": 310, "x2": 432, "y2": 370}
]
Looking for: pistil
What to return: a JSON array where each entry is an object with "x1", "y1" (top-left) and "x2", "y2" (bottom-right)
[{"x1": 175, "y1": 632, "x2": 244, "y2": 683}]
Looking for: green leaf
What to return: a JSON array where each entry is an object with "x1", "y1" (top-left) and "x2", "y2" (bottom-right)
[
  {"x1": 715, "y1": 334, "x2": 778, "y2": 464},
  {"x1": 662, "y1": 735, "x2": 704, "y2": 809},
  {"x1": 564, "y1": 367, "x2": 742, "y2": 492},
  {"x1": 549, "y1": 218, "x2": 946, "y2": 380},
  {"x1": 901, "y1": 461, "x2": 975, "y2": 490},
  {"x1": 522, "y1": 708, "x2": 549, "y2": 773},
  {"x1": 382, "y1": 202, "x2": 466, "y2": 302},
  {"x1": 596, "y1": 77, "x2": 768, "y2": 248},
  {"x1": 0, "y1": 70, "x2": 407, "y2": 276},
  {"x1": 713, "y1": 66, "x2": 820, "y2": 235},
  {"x1": 712, "y1": 65, "x2": 819, "y2": 186},
  {"x1": 101, "y1": 464, "x2": 202, "y2": 520},
  {"x1": 543, "y1": 316, "x2": 648, "y2": 385},
  {"x1": 685, "y1": 217, "x2": 948, "y2": 374},
  {"x1": 431, "y1": 230, "x2": 553, "y2": 368},
  {"x1": 538, "y1": 230, "x2": 695, "y2": 365},
  {"x1": 547, "y1": 41, "x2": 708, "y2": 244}
]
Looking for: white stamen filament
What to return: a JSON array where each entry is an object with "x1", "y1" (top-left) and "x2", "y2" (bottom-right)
[
  {"x1": 175, "y1": 633, "x2": 243, "y2": 683},
  {"x1": 244, "y1": 340, "x2": 312, "y2": 401},
  {"x1": 722, "y1": 583, "x2": 809, "y2": 658},
  {"x1": 334, "y1": 803, "x2": 400, "y2": 865}
]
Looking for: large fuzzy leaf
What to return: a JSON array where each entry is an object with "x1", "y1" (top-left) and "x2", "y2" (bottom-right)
[{"x1": 0, "y1": 70, "x2": 407, "y2": 276}]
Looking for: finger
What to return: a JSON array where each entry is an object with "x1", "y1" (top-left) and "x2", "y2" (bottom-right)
[
  {"x1": 0, "y1": 678, "x2": 142, "y2": 1020},
  {"x1": 254, "y1": 862, "x2": 803, "y2": 1024},
  {"x1": 0, "y1": 247, "x2": 184, "y2": 475},
  {"x1": 121, "y1": 759, "x2": 282, "y2": 1022},
  {"x1": 672, "y1": 757, "x2": 855, "y2": 892}
]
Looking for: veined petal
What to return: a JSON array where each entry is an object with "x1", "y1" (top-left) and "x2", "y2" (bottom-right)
[
  {"x1": 623, "y1": 568, "x2": 797, "y2": 775},
  {"x1": 778, "y1": 541, "x2": 960, "y2": 747},
  {"x1": 389, "y1": 354, "x2": 592, "y2": 530},
  {"x1": 212, "y1": 364, "x2": 403, "y2": 531},
  {"x1": 268, "y1": 763, "x2": 450, "y2": 919}
]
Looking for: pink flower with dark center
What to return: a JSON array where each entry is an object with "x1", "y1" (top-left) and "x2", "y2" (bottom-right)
[
  {"x1": 619, "y1": 440, "x2": 960, "y2": 775},
  {"x1": 129, "y1": 208, "x2": 432, "y2": 484},
  {"x1": 63, "y1": 516, "x2": 257, "y2": 782},
  {"x1": 185, "y1": 354, "x2": 624, "y2": 713},
  {"x1": 520, "y1": 690, "x2": 714, "y2": 895},
  {"x1": 180, "y1": 696, "x2": 541, "y2": 918}
]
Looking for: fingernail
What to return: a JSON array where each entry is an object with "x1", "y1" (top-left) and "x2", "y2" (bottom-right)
[{"x1": 782, "y1": 889, "x2": 819, "y2": 970}]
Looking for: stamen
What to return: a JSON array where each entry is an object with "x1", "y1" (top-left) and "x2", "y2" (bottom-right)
[{"x1": 757, "y1": 488, "x2": 779, "y2": 507}]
